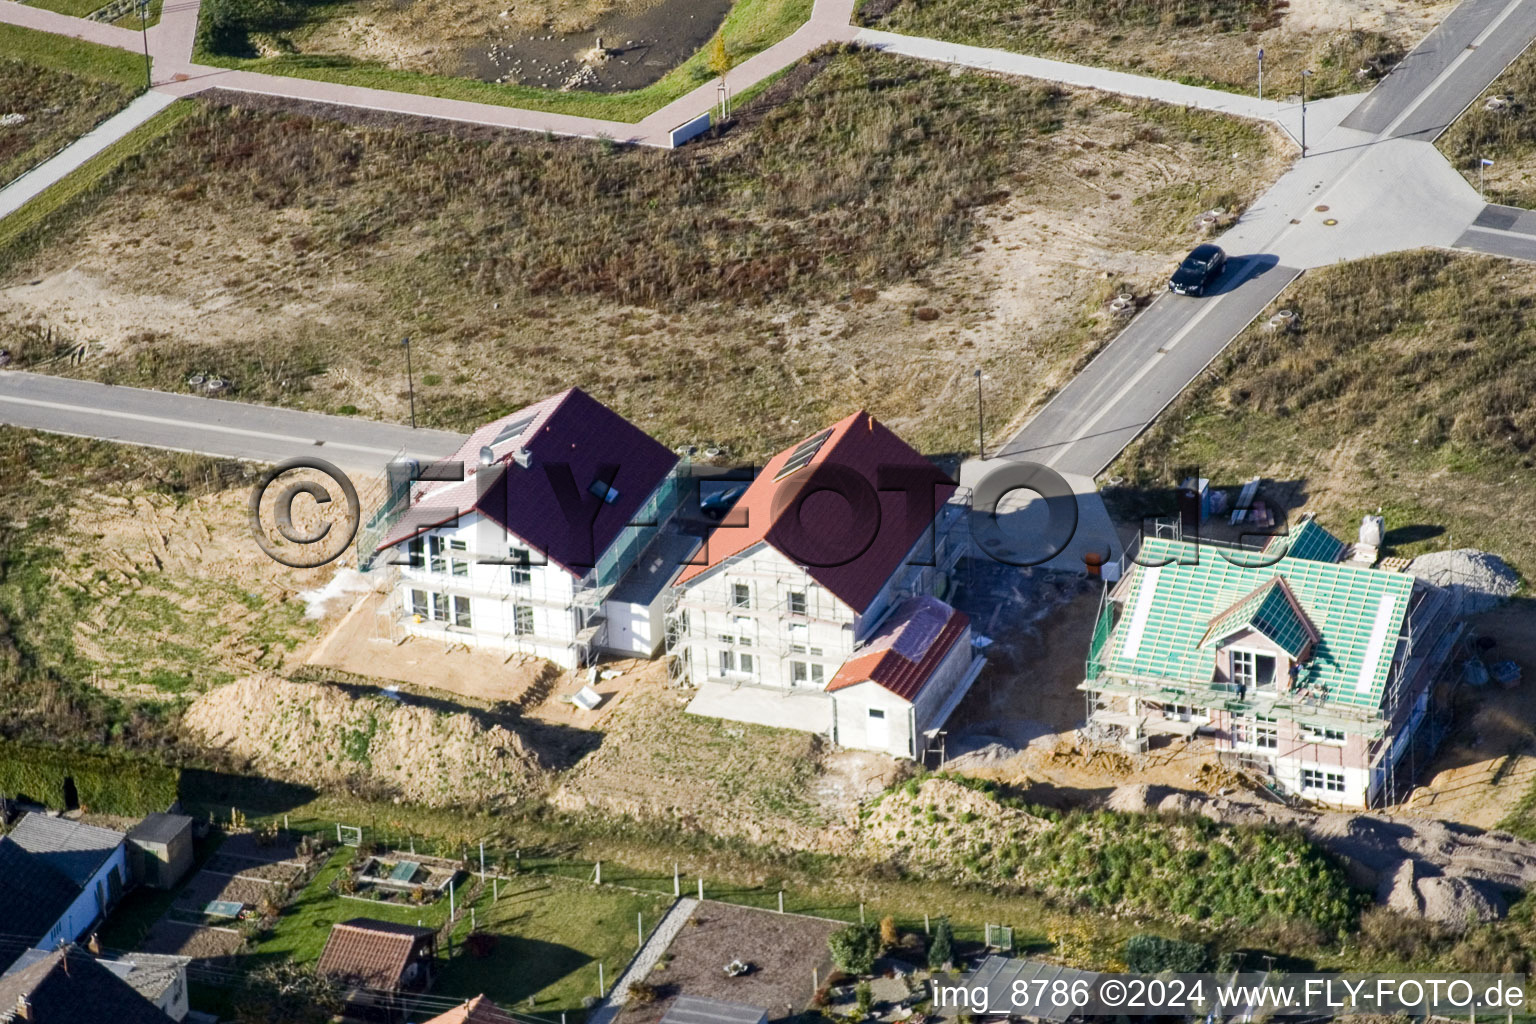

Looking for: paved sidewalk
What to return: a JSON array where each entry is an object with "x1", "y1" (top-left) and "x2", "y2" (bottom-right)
[
  {"x1": 856, "y1": 28, "x2": 1287, "y2": 122},
  {"x1": 0, "y1": 0, "x2": 141, "y2": 49},
  {"x1": 0, "y1": 91, "x2": 177, "y2": 223},
  {"x1": 587, "y1": 896, "x2": 697, "y2": 1024}
]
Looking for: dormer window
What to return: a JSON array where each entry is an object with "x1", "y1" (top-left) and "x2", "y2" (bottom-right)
[{"x1": 1231, "y1": 649, "x2": 1277, "y2": 690}]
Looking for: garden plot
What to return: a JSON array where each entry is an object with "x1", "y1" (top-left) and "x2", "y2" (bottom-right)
[{"x1": 615, "y1": 901, "x2": 840, "y2": 1024}]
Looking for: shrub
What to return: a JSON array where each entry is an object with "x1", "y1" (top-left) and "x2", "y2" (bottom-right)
[
  {"x1": 0, "y1": 740, "x2": 179, "y2": 816},
  {"x1": 1123, "y1": 934, "x2": 1208, "y2": 973},
  {"x1": 829, "y1": 923, "x2": 880, "y2": 975},
  {"x1": 879, "y1": 915, "x2": 900, "y2": 950},
  {"x1": 927, "y1": 917, "x2": 953, "y2": 969},
  {"x1": 855, "y1": 981, "x2": 873, "y2": 1018},
  {"x1": 465, "y1": 931, "x2": 499, "y2": 959}
]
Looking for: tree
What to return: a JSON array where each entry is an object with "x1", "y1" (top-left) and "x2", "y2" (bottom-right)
[
  {"x1": 1123, "y1": 934, "x2": 1209, "y2": 974},
  {"x1": 230, "y1": 963, "x2": 342, "y2": 1024},
  {"x1": 927, "y1": 917, "x2": 954, "y2": 970},
  {"x1": 707, "y1": 35, "x2": 730, "y2": 77},
  {"x1": 829, "y1": 923, "x2": 880, "y2": 975},
  {"x1": 879, "y1": 915, "x2": 900, "y2": 950}
]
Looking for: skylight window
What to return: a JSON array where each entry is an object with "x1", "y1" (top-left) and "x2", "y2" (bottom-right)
[
  {"x1": 774, "y1": 428, "x2": 835, "y2": 480},
  {"x1": 490, "y1": 415, "x2": 537, "y2": 448},
  {"x1": 589, "y1": 479, "x2": 621, "y2": 504}
]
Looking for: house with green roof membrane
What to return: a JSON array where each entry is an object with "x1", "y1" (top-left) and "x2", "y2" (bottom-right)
[{"x1": 1083, "y1": 516, "x2": 1463, "y2": 808}]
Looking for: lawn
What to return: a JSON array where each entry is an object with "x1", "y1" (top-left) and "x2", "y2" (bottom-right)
[
  {"x1": 23, "y1": 0, "x2": 108, "y2": 17},
  {"x1": 191, "y1": 0, "x2": 812, "y2": 123},
  {"x1": 0, "y1": 22, "x2": 148, "y2": 89},
  {"x1": 437, "y1": 875, "x2": 670, "y2": 1013},
  {"x1": 0, "y1": 51, "x2": 1283, "y2": 461},
  {"x1": 860, "y1": 0, "x2": 1409, "y2": 99},
  {"x1": 1105, "y1": 250, "x2": 1536, "y2": 581},
  {"x1": 1438, "y1": 45, "x2": 1536, "y2": 208}
]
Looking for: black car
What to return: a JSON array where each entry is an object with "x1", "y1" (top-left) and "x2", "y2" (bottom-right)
[{"x1": 1168, "y1": 243, "x2": 1227, "y2": 296}]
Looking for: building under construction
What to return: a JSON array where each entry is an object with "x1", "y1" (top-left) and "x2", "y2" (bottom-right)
[{"x1": 1082, "y1": 516, "x2": 1464, "y2": 808}]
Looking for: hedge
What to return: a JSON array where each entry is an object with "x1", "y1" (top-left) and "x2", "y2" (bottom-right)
[{"x1": 0, "y1": 741, "x2": 179, "y2": 816}]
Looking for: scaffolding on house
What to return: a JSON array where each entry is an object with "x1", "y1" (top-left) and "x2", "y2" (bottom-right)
[
  {"x1": 661, "y1": 489, "x2": 972, "y2": 689},
  {"x1": 1080, "y1": 525, "x2": 1472, "y2": 807}
]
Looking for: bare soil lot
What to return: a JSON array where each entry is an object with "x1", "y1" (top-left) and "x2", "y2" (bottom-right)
[
  {"x1": 618, "y1": 902, "x2": 839, "y2": 1024},
  {"x1": 862, "y1": 0, "x2": 1453, "y2": 99},
  {"x1": 0, "y1": 53, "x2": 1286, "y2": 460}
]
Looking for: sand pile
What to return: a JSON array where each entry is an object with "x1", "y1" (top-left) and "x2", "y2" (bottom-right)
[
  {"x1": 185, "y1": 675, "x2": 548, "y2": 806},
  {"x1": 1408, "y1": 549, "x2": 1520, "y2": 614}
]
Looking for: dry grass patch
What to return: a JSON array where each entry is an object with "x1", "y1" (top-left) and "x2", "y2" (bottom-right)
[
  {"x1": 0, "y1": 52, "x2": 1285, "y2": 460},
  {"x1": 860, "y1": 0, "x2": 1449, "y2": 99},
  {"x1": 1439, "y1": 45, "x2": 1536, "y2": 208},
  {"x1": 1107, "y1": 250, "x2": 1536, "y2": 579}
]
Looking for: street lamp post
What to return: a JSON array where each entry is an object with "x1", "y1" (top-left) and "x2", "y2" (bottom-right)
[
  {"x1": 1300, "y1": 69, "x2": 1313, "y2": 156},
  {"x1": 138, "y1": 0, "x2": 151, "y2": 90},
  {"x1": 402, "y1": 335, "x2": 417, "y2": 429},
  {"x1": 1257, "y1": 48, "x2": 1264, "y2": 101},
  {"x1": 974, "y1": 369, "x2": 985, "y2": 460}
]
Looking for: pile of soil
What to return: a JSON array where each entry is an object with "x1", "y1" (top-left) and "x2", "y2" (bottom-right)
[
  {"x1": 860, "y1": 778, "x2": 1047, "y2": 870},
  {"x1": 184, "y1": 675, "x2": 549, "y2": 806}
]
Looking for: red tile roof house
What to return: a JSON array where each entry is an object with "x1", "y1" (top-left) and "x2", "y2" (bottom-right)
[
  {"x1": 375, "y1": 388, "x2": 684, "y2": 668},
  {"x1": 670, "y1": 413, "x2": 986, "y2": 759}
]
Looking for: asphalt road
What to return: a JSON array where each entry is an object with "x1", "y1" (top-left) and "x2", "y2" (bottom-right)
[
  {"x1": 0, "y1": 371, "x2": 461, "y2": 472},
  {"x1": 997, "y1": 257, "x2": 1300, "y2": 477},
  {"x1": 1455, "y1": 203, "x2": 1536, "y2": 260},
  {"x1": 1341, "y1": 0, "x2": 1536, "y2": 139}
]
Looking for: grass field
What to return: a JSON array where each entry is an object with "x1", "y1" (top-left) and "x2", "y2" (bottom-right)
[
  {"x1": 192, "y1": 0, "x2": 811, "y2": 123},
  {"x1": 1106, "y1": 250, "x2": 1536, "y2": 582},
  {"x1": 1439, "y1": 45, "x2": 1536, "y2": 208},
  {"x1": 437, "y1": 875, "x2": 670, "y2": 1012},
  {"x1": 0, "y1": 52, "x2": 1283, "y2": 461},
  {"x1": 0, "y1": 27, "x2": 144, "y2": 188},
  {"x1": 860, "y1": 0, "x2": 1416, "y2": 99},
  {"x1": 23, "y1": 0, "x2": 108, "y2": 17},
  {"x1": 0, "y1": 22, "x2": 148, "y2": 89},
  {"x1": 0, "y1": 429, "x2": 318, "y2": 749}
]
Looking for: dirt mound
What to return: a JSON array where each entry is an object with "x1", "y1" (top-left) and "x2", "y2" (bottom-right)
[
  {"x1": 1408, "y1": 549, "x2": 1520, "y2": 614},
  {"x1": 861, "y1": 778, "x2": 1048, "y2": 871},
  {"x1": 184, "y1": 675, "x2": 548, "y2": 806}
]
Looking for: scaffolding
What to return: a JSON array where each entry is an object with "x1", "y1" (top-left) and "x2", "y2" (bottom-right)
[
  {"x1": 1080, "y1": 534, "x2": 1471, "y2": 808},
  {"x1": 661, "y1": 489, "x2": 971, "y2": 690}
]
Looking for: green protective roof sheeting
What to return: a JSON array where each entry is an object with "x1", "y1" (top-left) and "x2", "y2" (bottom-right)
[
  {"x1": 1267, "y1": 516, "x2": 1346, "y2": 563},
  {"x1": 1103, "y1": 535, "x2": 1418, "y2": 711},
  {"x1": 1200, "y1": 577, "x2": 1318, "y2": 658}
]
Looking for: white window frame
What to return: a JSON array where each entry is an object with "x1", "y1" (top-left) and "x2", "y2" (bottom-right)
[
  {"x1": 509, "y1": 546, "x2": 532, "y2": 586},
  {"x1": 1231, "y1": 649, "x2": 1256, "y2": 688},
  {"x1": 731, "y1": 583, "x2": 751, "y2": 609},
  {"x1": 787, "y1": 589, "x2": 807, "y2": 616},
  {"x1": 1301, "y1": 768, "x2": 1347, "y2": 794},
  {"x1": 513, "y1": 605, "x2": 534, "y2": 637}
]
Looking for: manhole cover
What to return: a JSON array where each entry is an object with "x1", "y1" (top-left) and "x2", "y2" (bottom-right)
[
  {"x1": 1323, "y1": 218, "x2": 1339, "y2": 226},
  {"x1": 1315, "y1": 205, "x2": 1330, "y2": 212}
]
